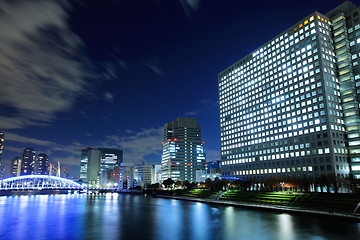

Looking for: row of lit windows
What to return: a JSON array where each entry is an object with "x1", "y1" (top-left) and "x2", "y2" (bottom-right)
[
  {"x1": 220, "y1": 80, "x2": 341, "y2": 140},
  {"x1": 221, "y1": 93, "x2": 324, "y2": 124},
  {"x1": 224, "y1": 146, "x2": 348, "y2": 160},
  {"x1": 220, "y1": 74, "x2": 321, "y2": 107},
  {"x1": 220, "y1": 33, "x2": 317, "y2": 90},
  {"x1": 221, "y1": 148, "x2": 350, "y2": 165},
  {"x1": 225, "y1": 164, "x2": 349, "y2": 176},
  {"x1": 219, "y1": 50, "x2": 318, "y2": 98},
  {"x1": 220, "y1": 72, "x2": 320, "y2": 112},
  {"x1": 219, "y1": 14, "x2": 331, "y2": 83},
  {"x1": 219, "y1": 43, "x2": 334, "y2": 107},
  {"x1": 227, "y1": 166, "x2": 314, "y2": 176},
  {"x1": 221, "y1": 125, "x2": 348, "y2": 151},
  {"x1": 221, "y1": 108, "x2": 327, "y2": 138},
  {"x1": 220, "y1": 54, "x2": 335, "y2": 109}
]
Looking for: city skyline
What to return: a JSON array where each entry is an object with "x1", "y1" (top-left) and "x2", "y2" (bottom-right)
[{"x1": 0, "y1": 0, "x2": 348, "y2": 178}]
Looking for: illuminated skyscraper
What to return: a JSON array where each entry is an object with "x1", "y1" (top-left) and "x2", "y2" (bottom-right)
[
  {"x1": 80, "y1": 147, "x2": 123, "y2": 187},
  {"x1": 326, "y1": 1, "x2": 360, "y2": 179},
  {"x1": 119, "y1": 163, "x2": 134, "y2": 190},
  {"x1": 10, "y1": 157, "x2": 21, "y2": 177},
  {"x1": 161, "y1": 117, "x2": 206, "y2": 182},
  {"x1": 218, "y1": 2, "x2": 360, "y2": 180},
  {"x1": 134, "y1": 164, "x2": 152, "y2": 187},
  {"x1": 63, "y1": 165, "x2": 70, "y2": 179},
  {"x1": 35, "y1": 153, "x2": 49, "y2": 175},
  {"x1": 21, "y1": 147, "x2": 36, "y2": 175}
]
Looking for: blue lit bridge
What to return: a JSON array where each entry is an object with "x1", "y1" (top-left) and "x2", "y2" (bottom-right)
[{"x1": 0, "y1": 175, "x2": 84, "y2": 191}]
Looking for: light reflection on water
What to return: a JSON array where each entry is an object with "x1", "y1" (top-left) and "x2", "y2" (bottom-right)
[{"x1": 0, "y1": 193, "x2": 359, "y2": 240}]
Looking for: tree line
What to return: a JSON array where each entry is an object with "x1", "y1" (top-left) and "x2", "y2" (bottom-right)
[{"x1": 149, "y1": 174, "x2": 360, "y2": 194}]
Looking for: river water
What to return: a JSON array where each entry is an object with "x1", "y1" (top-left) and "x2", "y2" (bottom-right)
[{"x1": 0, "y1": 193, "x2": 359, "y2": 240}]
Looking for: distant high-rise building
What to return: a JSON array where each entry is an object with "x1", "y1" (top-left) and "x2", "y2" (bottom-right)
[
  {"x1": 63, "y1": 165, "x2": 70, "y2": 179},
  {"x1": 10, "y1": 157, "x2": 21, "y2": 177},
  {"x1": 134, "y1": 164, "x2": 152, "y2": 187},
  {"x1": 0, "y1": 132, "x2": 5, "y2": 179},
  {"x1": 107, "y1": 166, "x2": 120, "y2": 188},
  {"x1": 21, "y1": 147, "x2": 35, "y2": 175},
  {"x1": 35, "y1": 153, "x2": 49, "y2": 175},
  {"x1": 49, "y1": 162, "x2": 57, "y2": 177},
  {"x1": 218, "y1": 1, "x2": 360, "y2": 181},
  {"x1": 80, "y1": 147, "x2": 123, "y2": 187},
  {"x1": 196, "y1": 170, "x2": 221, "y2": 183},
  {"x1": 119, "y1": 163, "x2": 134, "y2": 190},
  {"x1": 206, "y1": 160, "x2": 222, "y2": 174},
  {"x1": 161, "y1": 117, "x2": 206, "y2": 182},
  {"x1": 151, "y1": 164, "x2": 162, "y2": 184}
]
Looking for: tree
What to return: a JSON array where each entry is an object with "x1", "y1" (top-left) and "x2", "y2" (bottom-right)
[
  {"x1": 240, "y1": 180, "x2": 252, "y2": 191},
  {"x1": 149, "y1": 183, "x2": 160, "y2": 189},
  {"x1": 220, "y1": 179, "x2": 230, "y2": 190},
  {"x1": 205, "y1": 178, "x2": 213, "y2": 189},
  {"x1": 183, "y1": 180, "x2": 191, "y2": 189},
  {"x1": 344, "y1": 175, "x2": 360, "y2": 194},
  {"x1": 163, "y1": 178, "x2": 175, "y2": 189},
  {"x1": 232, "y1": 180, "x2": 242, "y2": 190},
  {"x1": 175, "y1": 180, "x2": 182, "y2": 189}
]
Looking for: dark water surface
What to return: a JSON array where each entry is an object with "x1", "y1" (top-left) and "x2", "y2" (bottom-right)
[{"x1": 0, "y1": 193, "x2": 360, "y2": 240}]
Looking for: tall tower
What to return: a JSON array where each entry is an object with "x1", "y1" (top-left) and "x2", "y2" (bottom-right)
[
  {"x1": 326, "y1": 1, "x2": 360, "y2": 179},
  {"x1": 21, "y1": 147, "x2": 36, "y2": 175},
  {"x1": 63, "y1": 165, "x2": 70, "y2": 179},
  {"x1": 35, "y1": 153, "x2": 49, "y2": 175},
  {"x1": 10, "y1": 157, "x2": 21, "y2": 177},
  {"x1": 161, "y1": 117, "x2": 206, "y2": 182}
]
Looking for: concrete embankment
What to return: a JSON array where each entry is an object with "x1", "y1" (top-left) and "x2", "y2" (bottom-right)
[{"x1": 155, "y1": 195, "x2": 360, "y2": 222}]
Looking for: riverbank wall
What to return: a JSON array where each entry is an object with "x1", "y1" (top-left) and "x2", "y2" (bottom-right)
[{"x1": 155, "y1": 194, "x2": 360, "y2": 222}]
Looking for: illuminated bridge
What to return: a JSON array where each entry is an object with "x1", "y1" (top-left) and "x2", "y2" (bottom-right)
[{"x1": 0, "y1": 175, "x2": 84, "y2": 191}]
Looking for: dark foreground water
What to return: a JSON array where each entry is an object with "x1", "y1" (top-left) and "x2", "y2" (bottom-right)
[{"x1": 0, "y1": 193, "x2": 360, "y2": 240}]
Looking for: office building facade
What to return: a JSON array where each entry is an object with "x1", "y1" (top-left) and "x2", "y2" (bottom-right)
[
  {"x1": 218, "y1": 3, "x2": 360, "y2": 180},
  {"x1": 326, "y1": 2, "x2": 360, "y2": 179},
  {"x1": 63, "y1": 166, "x2": 70, "y2": 179},
  {"x1": 20, "y1": 147, "x2": 36, "y2": 175},
  {"x1": 206, "y1": 160, "x2": 222, "y2": 174},
  {"x1": 151, "y1": 164, "x2": 162, "y2": 184},
  {"x1": 134, "y1": 164, "x2": 152, "y2": 187},
  {"x1": 35, "y1": 153, "x2": 49, "y2": 175},
  {"x1": 10, "y1": 157, "x2": 21, "y2": 177},
  {"x1": 119, "y1": 163, "x2": 134, "y2": 190},
  {"x1": 161, "y1": 117, "x2": 206, "y2": 182},
  {"x1": 80, "y1": 147, "x2": 123, "y2": 187},
  {"x1": 107, "y1": 166, "x2": 120, "y2": 188}
]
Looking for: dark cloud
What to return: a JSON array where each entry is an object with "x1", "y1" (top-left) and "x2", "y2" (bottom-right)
[
  {"x1": 185, "y1": 110, "x2": 198, "y2": 116},
  {"x1": 5, "y1": 132, "x2": 54, "y2": 146},
  {"x1": 0, "y1": 0, "x2": 93, "y2": 129},
  {"x1": 104, "y1": 92, "x2": 114, "y2": 102},
  {"x1": 179, "y1": 0, "x2": 201, "y2": 18},
  {"x1": 104, "y1": 127, "x2": 163, "y2": 164},
  {"x1": 139, "y1": 57, "x2": 163, "y2": 76}
]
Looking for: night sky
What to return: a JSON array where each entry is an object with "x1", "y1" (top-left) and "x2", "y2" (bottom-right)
[{"x1": 0, "y1": 0, "x2": 351, "y2": 177}]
